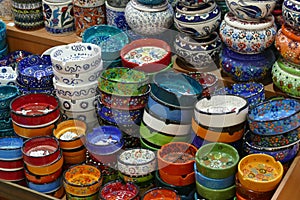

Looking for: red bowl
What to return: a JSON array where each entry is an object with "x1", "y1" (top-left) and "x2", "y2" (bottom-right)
[
  {"x1": 0, "y1": 158, "x2": 24, "y2": 170},
  {"x1": 0, "y1": 168, "x2": 25, "y2": 181},
  {"x1": 120, "y1": 38, "x2": 172, "y2": 73},
  {"x1": 25, "y1": 166, "x2": 62, "y2": 184},
  {"x1": 22, "y1": 136, "x2": 61, "y2": 167},
  {"x1": 10, "y1": 93, "x2": 60, "y2": 127}
]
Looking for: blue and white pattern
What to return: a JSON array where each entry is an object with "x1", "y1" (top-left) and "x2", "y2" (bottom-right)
[
  {"x1": 283, "y1": 0, "x2": 300, "y2": 30},
  {"x1": 106, "y1": 6, "x2": 130, "y2": 31}
]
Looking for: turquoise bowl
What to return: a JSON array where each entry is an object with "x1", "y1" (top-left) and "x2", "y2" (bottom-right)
[
  {"x1": 0, "y1": 20, "x2": 6, "y2": 50},
  {"x1": 0, "y1": 85, "x2": 19, "y2": 109},
  {"x1": 0, "y1": 44, "x2": 8, "y2": 59}
]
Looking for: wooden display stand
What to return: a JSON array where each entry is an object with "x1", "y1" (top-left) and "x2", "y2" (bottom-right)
[{"x1": 1, "y1": 21, "x2": 300, "y2": 200}]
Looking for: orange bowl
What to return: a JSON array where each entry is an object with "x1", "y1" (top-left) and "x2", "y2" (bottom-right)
[
  {"x1": 13, "y1": 121, "x2": 57, "y2": 139},
  {"x1": 159, "y1": 169, "x2": 195, "y2": 187}
]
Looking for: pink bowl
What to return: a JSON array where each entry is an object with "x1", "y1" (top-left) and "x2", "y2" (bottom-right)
[
  {"x1": 0, "y1": 158, "x2": 24, "y2": 170},
  {"x1": 10, "y1": 93, "x2": 60, "y2": 127},
  {"x1": 0, "y1": 168, "x2": 25, "y2": 181}
]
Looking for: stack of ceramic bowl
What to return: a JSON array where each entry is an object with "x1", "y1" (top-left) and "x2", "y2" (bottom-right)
[
  {"x1": 141, "y1": 71, "x2": 203, "y2": 151},
  {"x1": 245, "y1": 98, "x2": 300, "y2": 165},
  {"x1": 0, "y1": 137, "x2": 24, "y2": 184},
  {"x1": 0, "y1": 85, "x2": 19, "y2": 137},
  {"x1": 156, "y1": 142, "x2": 197, "y2": 198},
  {"x1": 236, "y1": 154, "x2": 284, "y2": 199},
  {"x1": 195, "y1": 142, "x2": 239, "y2": 200},
  {"x1": 174, "y1": 0, "x2": 222, "y2": 71},
  {"x1": 15, "y1": 54, "x2": 54, "y2": 95},
  {"x1": 82, "y1": 25, "x2": 129, "y2": 69},
  {"x1": 219, "y1": 0, "x2": 277, "y2": 82},
  {"x1": 52, "y1": 119, "x2": 87, "y2": 166},
  {"x1": 22, "y1": 136, "x2": 64, "y2": 195},
  {"x1": 51, "y1": 43, "x2": 102, "y2": 129},
  {"x1": 0, "y1": 21, "x2": 8, "y2": 59},
  {"x1": 99, "y1": 180, "x2": 140, "y2": 200},
  {"x1": 192, "y1": 95, "x2": 249, "y2": 154},
  {"x1": 10, "y1": 93, "x2": 61, "y2": 139}
]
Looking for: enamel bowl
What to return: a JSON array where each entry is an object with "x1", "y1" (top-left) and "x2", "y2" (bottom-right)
[
  {"x1": 0, "y1": 85, "x2": 19, "y2": 109},
  {"x1": 159, "y1": 168, "x2": 195, "y2": 187},
  {"x1": 196, "y1": 181, "x2": 236, "y2": 200},
  {"x1": 57, "y1": 95, "x2": 98, "y2": 112},
  {"x1": 282, "y1": 0, "x2": 300, "y2": 31},
  {"x1": 100, "y1": 180, "x2": 139, "y2": 200},
  {"x1": 0, "y1": 137, "x2": 23, "y2": 161},
  {"x1": 143, "y1": 187, "x2": 180, "y2": 200},
  {"x1": 0, "y1": 158, "x2": 23, "y2": 171},
  {"x1": 25, "y1": 166, "x2": 62, "y2": 184},
  {"x1": 27, "y1": 176, "x2": 62, "y2": 193},
  {"x1": 0, "y1": 168, "x2": 24, "y2": 181},
  {"x1": 238, "y1": 154, "x2": 284, "y2": 192},
  {"x1": 247, "y1": 98, "x2": 300, "y2": 135}
]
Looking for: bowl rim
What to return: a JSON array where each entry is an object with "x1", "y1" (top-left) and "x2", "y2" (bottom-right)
[
  {"x1": 0, "y1": 137, "x2": 23, "y2": 150},
  {"x1": 117, "y1": 148, "x2": 156, "y2": 166}
]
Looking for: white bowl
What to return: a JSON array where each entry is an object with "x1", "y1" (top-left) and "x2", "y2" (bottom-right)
[
  {"x1": 57, "y1": 95, "x2": 98, "y2": 112},
  {"x1": 61, "y1": 109, "x2": 97, "y2": 123}
]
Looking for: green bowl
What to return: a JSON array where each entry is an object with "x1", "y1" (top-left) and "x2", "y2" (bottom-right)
[
  {"x1": 196, "y1": 181, "x2": 236, "y2": 200},
  {"x1": 140, "y1": 137, "x2": 160, "y2": 152},
  {"x1": 195, "y1": 142, "x2": 240, "y2": 179}
]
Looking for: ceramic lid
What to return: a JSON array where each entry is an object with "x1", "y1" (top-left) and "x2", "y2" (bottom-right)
[{"x1": 130, "y1": 0, "x2": 168, "y2": 12}]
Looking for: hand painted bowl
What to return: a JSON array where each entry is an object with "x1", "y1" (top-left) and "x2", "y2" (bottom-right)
[
  {"x1": 247, "y1": 98, "x2": 300, "y2": 135},
  {"x1": 120, "y1": 38, "x2": 172, "y2": 73},
  {"x1": 238, "y1": 153, "x2": 284, "y2": 192},
  {"x1": 52, "y1": 119, "x2": 87, "y2": 150},
  {"x1": 187, "y1": 72, "x2": 219, "y2": 96},
  {"x1": 0, "y1": 137, "x2": 23, "y2": 161},
  {"x1": 157, "y1": 142, "x2": 197, "y2": 176},
  {"x1": 15, "y1": 80, "x2": 55, "y2": 95},
  {"x1": 196, "y1": 181, "x2": 236, "y2": 200},
  {"x1": 61, "y1": 109, "x2": 98, "y2": 124},
  {"x1": 25, "y1": 166, "x2": 62, "y2": 184},
  {"x1": 0, "y1": 66, "x2": 17, "y2": 86},
  {"x1": 194, "y1": 95, "x2": 249, "y2": 128},
  {"x1": 0, "y1": 168, "x2": 25, "y2": 181},
  {"x1": 117, "y1": 148, "x2": 156, "y2": 177},
  {"x1": 27, "y1": 176, "x2": 62, "y2": 193},
  {"x1": 63, "y1": 164, "x2": 103, "y2": 197},
  {"x1": 82, "y1": 25, "x2": 129, "y2": 61},
  {"x1": 10, "y1": 93, "x2": 60, "y2": 127},
  {"x1": 151, "y1": 71, "x2": 203, "y2": 107},
  {"x1": 58, "y1": 95, "x2": 97, "y2": 112},
  {"x1": 0, "y1": 85, "x2": 19, "y2": 109},
  {"x1": 282, "y1": 0, "x2": 300, "y2": 31},
  {"x1": 98, "y1": 67, "x2": 149, "y2": 96},
  {"x1": 143, "y1": 187, "x2": 181, "y2": 200},
  {"x1": 99, "y1": 180, "x2": 139, "y2": 200},
  {"x1": 50, "y1": 43, "x2": 102, "y2": 74},
  {"x1": 195, "y1": 142, "x2": 240, "y2": 179},
  {"x1": 159, "y1": 168, "x2": 195, "y2": 187},
  {"x1": 0, "y1": 158, "x2": 23, "y2": 171}
]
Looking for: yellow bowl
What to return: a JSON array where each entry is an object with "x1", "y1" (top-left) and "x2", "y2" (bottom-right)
[{"x1": 238, "y1": 154, "x2": 284, "y2": 192}]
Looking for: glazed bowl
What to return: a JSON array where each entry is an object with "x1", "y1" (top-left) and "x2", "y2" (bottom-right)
[
  {"x1": 61, "y1": 108, "x2": 98, "y2": 124},
  {"x1": 0, "y1": 109, "x2": 10, "y2": 120},
  {"x1": 58, "y1": 95, "x2": 97, "y2": 112},
  {"x1": 140, "y1": 137, "x2": 160, "y2": 152},
  {"x1": 157, "y1": 142, "x2": 197, "y2": 176},
  {"x1": 98, "y1": 67, "x2": 149, "y2": 96},
  {"x1": 142, "y1": 187, "x2": 181, "y2": 200},
  {"x1": 159, "y1": 168, "x2": 195, "y2": 187},
  {"x1": 0, "y1": 85, "x2": 19, "y2": 109},
  {"x1": 0, "y1": 168, "x2": 24, "y2": 181},
  {"x1": 226, "y1": 0, "x2": 276, "y2": 20},
  {"x1": 0, "y1": 50, "x2": 32, "y2": 69},
  {"x1": 238, "y1": 153, "x2": 284, "y2": 192},
  {"x1": 99, "y1": 180, "x2": 139, "y2": 200},
  {"x1": 151, "y1": 71, "x2": 203, "y2": 107},
  {"x1": 187, "y1": 72, "x2": 219, "y2": 96},
  {"x1": 82, "y1": 25, "x2": 129, "y2": 61},
  {"x1": 0, "y1": 137, "x2": 23, "y2": 161},
  {"x1": 15, "y1": 81, "x2": 55, "y2": 95},
  {"x1": 194, "y1": 94, "x2": 249, "y2": 128},
  {"x1": 247, "y1": 98, "x2": 300, "y2": 135},
  {"x1": 118, "y1": 172, "x2": 154, "y2": 189},
  {"x1": 196, "y1": 181, "x2": 236, "y2": 200},
  {"x1": 73, "y1": 0, "x2": 105, "y2": 7},
  {"x1": 27, "y1": 176, "x2": 62, "y2": 193},
  {"x1": 282, "y1": 0, "x2": 300, "y2": 31},
  {"x1": 0, "y1": 158, "x2": 23, "y2": 171},
  {"x1": 25, "y1": 166, "x2": 62, "y2": 184},
  {"x1": 63, "y1": 164, "x2": 103, "y2": 197},
  {"x1": 63, "y1": 147, "x2": 87, "y2": 165},
  {"x1": 195, "y1": 142, "x2": 240, "y2": 179},
  {"x1": 50, "y1": 43, "x2": 102, "y2": 74},
  {"x1": 52, "y1": 119, "x2": 87, "y2": 150},
  {"x1": 10, "y1": 93, "x2": 60, "y2": 127},
  {"x1": 120, "y1": 38, "x2": 172, "y2": 73},
  {"x1": 0, "y1": 66, "x2": 17, "y2": 86},
  {"x1": 117, "y1": 148, "x2": 156, "y2": 177}
]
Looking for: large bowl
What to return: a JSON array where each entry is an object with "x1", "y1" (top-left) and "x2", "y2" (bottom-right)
[
  {"x1": 0, "y1": 137, "x2": 23, "y2": 161},
  {"x1": 247, "y1": 98, "x2": 300, "y2": 135},
  {"x1": 238, "y1": 154, "x2": 284, "y2": 192},
  {"x1": 99, "y1": 180, "x2": 139, "y2": 200},
  {"x1": 10, "y1": 93, "x2": 60, "y2": 127},
  {"x1": 0, "y1": 85, "x2": 19, "y2": 109}
]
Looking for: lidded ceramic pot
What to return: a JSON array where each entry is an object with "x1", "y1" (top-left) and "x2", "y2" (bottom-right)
[{"x1": 282, "y1": 0, "x2": 300, "y2": 31}]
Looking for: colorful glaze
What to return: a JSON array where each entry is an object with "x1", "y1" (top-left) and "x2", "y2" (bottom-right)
[
  {"x1": 196, "y1": 181, "x2": 236, "y2": 200},
  {"x1": 105, "y1": 1, "x2": 130, "y2": 31},
  {"x1": 282, "y1": 0, "x2": 300, "y2": 31},
  {"x1": 0, "y1": 85, "x2": 19, "y2": 109},
  {"x1": 100, "y1": 181, "x2": 139, "y2": 200},
  {"x1": 73, "y1": 0, "x2": 105, "y2": 7},
  {"x1": 0, "y1": 137, "x2": 23, "y2": 161},
  {"x1": 58, "y1": 95, "x2": 97, "y2": 112},
  {"x1": 143, "y1": 187, "x2": 180, "y2": 200}
]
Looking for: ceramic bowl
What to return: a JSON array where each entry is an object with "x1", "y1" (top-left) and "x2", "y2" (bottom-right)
[
  {"x1": 140, "y1": 137, "x2": 160, "y2": 151},
  {"x1": 52, "y1": 119, "x2": 87, "y2": 150},
  {"x1": 282, "y1": 0, "x2": 300, "y2": 31},
  {"x1": 0, "y1": 66, "x2": 17, "y2": 86},
  {"x1": 0, "y1": 137, "x2": 23, "y2": 161},
  {"x1": 64, "y1": 164, "x2": 103, "y2": 197},
  {"x1": 196, "y1": 181, "x2": 236, "y2": 200},
  {"x1": 63, "y1": 147, "x2": 87, "y2": 165},
  {"x1": 143, "y1": 187, "x2": 180, "y2": 200},
  {"x1": 238, "y1": 153, "x2": 283, "y2": 192},
  {"x1": 159, "y1": 168, "x2": 195, "y2": 187},
  {"x1": 82, "y1": 25, "x2": 129, "y2": 61},
  {"x1": 11, "y1": 6, "x2": 44, "y2": 31},
  {"x1": 0, "y1": 168, "x2": 24, "y2": 181},
  {"x1": 25, "y1": 166, "x2": 62, "y2": 184},
  {"x1": 27, "y1": 176, "x2": 62, "y2": 193},
  {"x1": 157, "y1": 142, "x2": 197, "y2": 176},
  {"x1": 187, "y1": 72, "x2": 219, "y2": 95},
  {"x1": 98, "y1": 67, "x2": 149, "y2": 96},
  {"x1": 0, "y1": 158, "x2": 23, "y2": 171},
  {"x1": 247, "y1": 98, "x2": 300, "y2": 135},
  {"x1": 61, "y1": 108, "x2": 98, "y2": 124},
  {"x1": 195, "y1": 142, "x2": 240, "y2": 179},
  {"x1": 73, "y1": 0, "x2": 105, "y2": 7},
  {"x1": 10, "y1": 93, "x2": 60, "y2": 127},
  {"x1": 0, "y1": 50, "x2": 32, "y2": 69},
  {"x1": 50, "y1": 43, "x2": 102, "y2": 74},
  {"x1": 226, "y1": 0, "x2": 276, "y2": 20},
  {"x1": 0, "y1": 85, "x2": 19, "y2": 109},
  {"x1": 107, "y1": 0, "x2": 129, "y2": 8},
  {"x1": 58, "y1": 95, "x2": 98, "y2": 112},
  {"x1": 220, "y1": 12, "x2": 277, "y2": 54},
  {"x1": 117, "y1": 148, "x2": 156, "y2": 177},
  {"x1": 16, "y1": 81, "x2": 55, "y2": 95},
  {"x1": 194, "y1": 94, "x2": 249, "y2": 128},
  {"x1": 151, "y1": 71, "x2": 203, "y2": 107},
  {"x1": 99, "y1": 180, "x2": 139, "y2": 200}
]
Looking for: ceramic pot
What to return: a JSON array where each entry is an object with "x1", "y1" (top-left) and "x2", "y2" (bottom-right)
[
  {"x1": 0, "y1": 66, "x2": 17, "y2": 86},
  {"x1": 118, "y1": 171, "x2": 154, "y2": 188},
  {"x1": 0, "y1": 0, "x2": 13, "y2": 20},
  {"x1": 105, "y1": 1, "x2": 130, "y2": 31},
  {"x1": 61, "y1": 109, "x2": 98, "y2": 124},
  {"x1": 99, "y1": 180, "x2": 139, "y2": 200},
  {"x1": 73, "y1": 0, "x2": 105, "y2": 7},
  {"x1": 282, "y1": 0, "x2": 300, "y2": 31},
  {"x1": 125, "y1": 0, "x2": 174, "y2": 36},
  {"x1": 219, "y1": 12, "x2": 277, "y2": 54},
  {"x1": 174, "y1": 1, "x2": 221, "y2": 38},
  {"x1": 27, "y1": 177, "x2": 62, "y2": 193},
  {"x1": 25, "y1": 166, "x2": 62, "y2": 184},
  {"x1": 0, "y1": 137, "x2": 23, "y2": 161}
]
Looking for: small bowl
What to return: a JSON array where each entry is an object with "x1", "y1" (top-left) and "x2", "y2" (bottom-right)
[
  {"x1": 238, "y1": 154, "x2": 284, "y2": 192},
  {"x1": 64, "y1": 164, "x2": 103, "y2": 197},
  {"x1": 0, "y1": 85, "x2": 19, "y2": 109},
  {"x1": 53, "y1": 119, "x2": 87, "y2": 150},
  {"x1": 10, "y1": 93, "x2": 60, "y2": 127},
  {"x1": 196, "y1": 181, "x2": 236, "y2": 200},
  {"x1": 159, "y1": 168, "x2": 195, "y2": 187},
  {"x1": 0, "y1": 168, "x2": 25, "y2": 181},
  {"x1": 15, "y1": 80, "x2": 55, "y2": 95},
  {"x1": 247, "y1": 98, "x2": 300, "y2": 135},
  {"x1": 0, "y1": 50, "x2": 32, "y2": 69},
  {"x1": 99, "y1": 180, "x2": 139, "y2": 200},
  {"x1": 142, "y1": 187, "x2": 181, "y2": 200},
  {"x1": 118, "y1": 171, "x2": 154, "y2": 187},
  {"x1": 195, "y1": 142, "x2": 240, "y2": 179},
  {"x1": 58, "y1": 95, "x2": 98, "y2": 112},
  {"x1": 27, "y1": 176, "x2": 62, "y2": 193},
  {"x1": 117, "y1": 148, "x2": 156, "y2": 177},
  {"x1": 0, "y1": 158, "x2": 23, "y2": 171},
  {"x1": 25, "y1": 166, "x2": 62, "y2": 184},
  {"x1": 61, "y1": 109, "x2": 98, "y2": 124},
  {"x1": 0, "y1": 137, "x2": 23, "y2": 161},
  {"x1": 157, "y1": 142, "x2": 197, "y2": 176}
]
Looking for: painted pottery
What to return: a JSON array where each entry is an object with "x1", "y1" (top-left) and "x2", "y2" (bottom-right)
[
  {"x1": 0, "y1": 168, "x2": 25, "y2": 181},
  {"x1": 143, "y1": 187, "x2": 181, "y2": 200},
  {"x1": 73, "y1": 0, "x2": 105, "y2": 7},
  {"x1": 282, "y1": 0, "x2": 300, "y2": 31},
  {"x1": 99, "y1": 180, "x2": 139, "y2": 200},
  {"x1": 25, "y1": 167, "x2": 62, "y2": 184},
  {"x1": 105, "y1": 1, "x2": 130, "y2": 31},
  {"x1": 60, "y1": 109, "x2": 98, "y2": 124},
  {"x1": 0, "y1": 85, "x2": 19, "y2": 109},
  {"x1": 57, "y1": 95, "x2": 97, "y2": 112}
]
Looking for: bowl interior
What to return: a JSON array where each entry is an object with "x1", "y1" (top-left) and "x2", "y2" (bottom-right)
[
  {"x1": 0, "y1": 137, "x2": 23, "y2": 150},
  {"x1": 64, "y1": 165, "x2": 101, "y2": 186},
  {"x1": 53, "y1": 120, "x2": 86, "y2": 141},
  {"x1": 86, "y1": 126, "x2": 122, "y2": 146},
  {"x1": 23, "y1": 137, "x2": 59, "y2": 157},
  {"x1": 100, "y1": 181, "x2": 139, "y2": 199},
  {"x1": 100, "y1": 67, "x2": 148, "y2": 83},
  {"x1": 118, "y1": 148, "x2": 155, "y2": 165}
]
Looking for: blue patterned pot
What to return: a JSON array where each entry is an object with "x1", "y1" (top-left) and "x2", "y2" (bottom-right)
[
  {"x1": 0, "y1": 21, "x2": 7, "y2": 51},
  {"x1": 105, "y1": 1, "x2": 130, "y2": 31},
  {"x1": 282, "y1": 0, "x2": 300, "y2": 31}
]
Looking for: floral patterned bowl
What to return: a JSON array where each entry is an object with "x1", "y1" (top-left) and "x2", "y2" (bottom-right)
[
  {"x1": 247, "y1": 98, "x2": 300, "y2": 135},
  {"x1": 0, "y1": 85, "x2": 19, "y2": 109},
  {"x1": 99, "y1": 180, "x2": 139, "y2": 200}
]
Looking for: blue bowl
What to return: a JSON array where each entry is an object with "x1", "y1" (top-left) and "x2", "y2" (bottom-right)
[
  {"x1": 16, "y1": 80, "x2": 54, "y2": 95},
  {"x1": 137, "y1": 0, "x2": 165, "y2": 5},
  {"x1": 0, "y1": 44, "x2": 8, "y2": 60},
  {"x1": 0, "y1": 85, "x2": 20, "y2": 109},
  {"x1": 0, "y1": 50, "x2": 32, "y2": 70},
  {"x1": 0, "y1": 137, "x2": 23, "y2": 160},
  {"x1": 194, "y1": 163, "x2": 235, "y2": 190},
  {"x1": 27, "y1": 177, "x2": 62, "y2": 193},
  {"x1": 0, "y1": 20, "x2": 6, "y2": 50}
]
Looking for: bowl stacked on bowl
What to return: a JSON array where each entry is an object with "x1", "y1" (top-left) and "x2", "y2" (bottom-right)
[
  {"x1": 195, "y1": 142, "x2": 239, "y2": 200},
  {"x1": 245, "y1": 98, "x2": 300, "y2": 164},
  {"x1": 0, "y1": 21, "x2": 8, "y2": 59},
  {"x1": 22, "y1": 136, "x2": 64, "y2": 194},
  {"x1": 50, "y1": 43, "x2": 103, "y2": 127}
]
